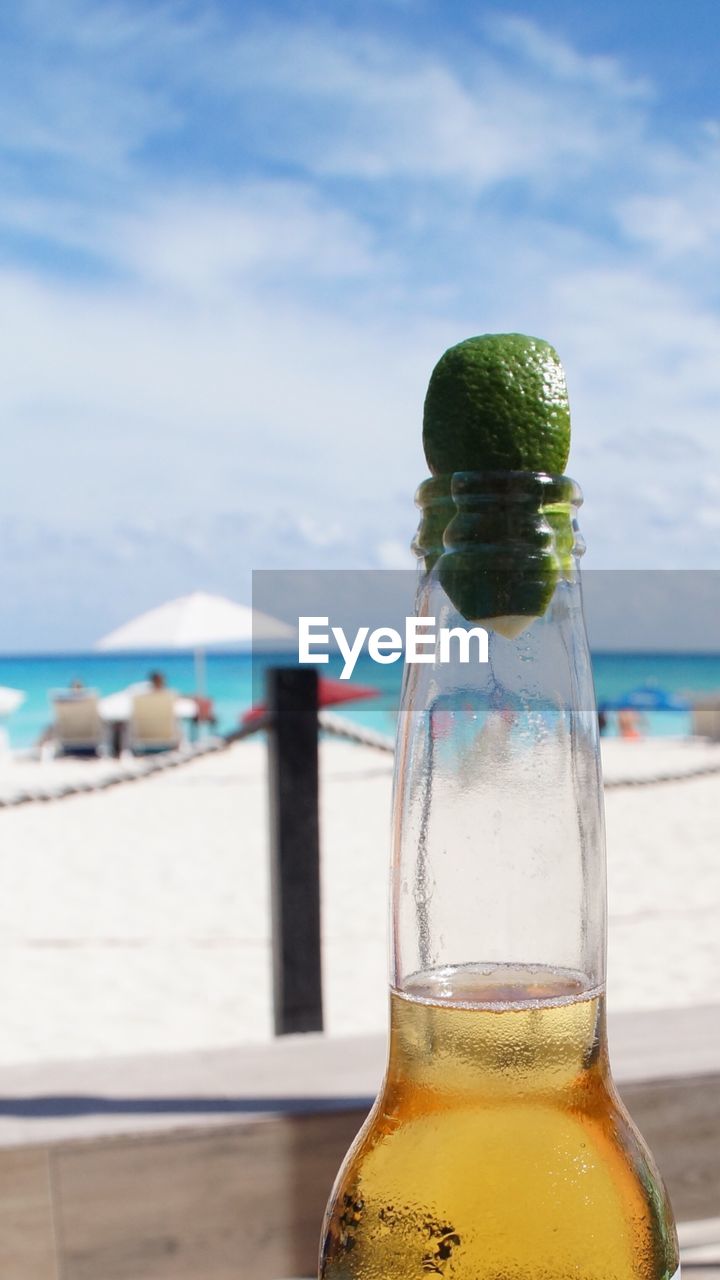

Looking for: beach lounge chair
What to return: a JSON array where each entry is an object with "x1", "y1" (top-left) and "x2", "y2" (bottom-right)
[
  {"x1": 128, "y1": 690, "x2": 182, "y2": 754},
  {"x1": 691, "y1": 695, "x2": 720, "y2": 741},
  {"x1": 51, "y1": 691, "x2": 105, "y2": 757}
]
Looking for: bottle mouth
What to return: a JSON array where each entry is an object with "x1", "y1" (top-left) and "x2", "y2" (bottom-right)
[
  {"x1": 413, "y1": 471, "x2": 584, "y2": 626},
  {"x1": 450, "y1": 470, "x2": 582, "y2": 508},
  {"x1": 414, "y1": 471, "x2": 583, "y2": 563}
]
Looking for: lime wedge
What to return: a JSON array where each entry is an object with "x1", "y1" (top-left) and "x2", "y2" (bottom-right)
[{"x1": 420, "y1": 334, "x2": 573, "y2": 628}]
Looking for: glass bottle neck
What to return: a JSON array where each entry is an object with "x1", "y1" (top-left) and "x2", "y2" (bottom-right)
[{"x1": 390, "y1": 559, "x2": 606, "y2": 1004}]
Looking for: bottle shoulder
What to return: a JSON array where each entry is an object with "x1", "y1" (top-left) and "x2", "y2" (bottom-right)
[
  {"x1": 321, "y1": 1072, "x2": 678, "y2": 1280},
  {"x1": 321, "y1": 987, "x2": 678, "y2": 1280}
]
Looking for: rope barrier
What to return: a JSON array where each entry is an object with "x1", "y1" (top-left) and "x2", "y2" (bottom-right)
[
  {"x1": 319, "y1": 713, "x2": 720, "y2": 787},
  {"x1": 318, "y1": 710, "x2": 395, "y2": 753},
  {"x1": 604, "y1": 759, "x2": 720, "y2": 789},
  {"x1": 2, "y1": 710, "x2": 720, "y2": 806},
  {"x1": 0, "y1": 726, "x2": 265, "y2": 809}
]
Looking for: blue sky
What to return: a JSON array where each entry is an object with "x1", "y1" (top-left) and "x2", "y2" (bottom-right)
[{"x1": 2, "y1": 0, "x2": 720, "y2": 647}]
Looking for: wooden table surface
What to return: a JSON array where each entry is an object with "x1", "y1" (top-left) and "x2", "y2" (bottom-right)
[{"x1": 0, "y1": 1002, "x2": 718, "y2": 1280}]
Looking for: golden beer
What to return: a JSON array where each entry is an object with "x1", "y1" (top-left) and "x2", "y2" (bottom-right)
[{"x1": 320, "y1": 966, "x2": 679, "y2": 1279}]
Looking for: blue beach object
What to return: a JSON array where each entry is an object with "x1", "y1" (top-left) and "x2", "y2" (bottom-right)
[{"x1": 600, "y1": 682, "x2": 690, "y2": 713}]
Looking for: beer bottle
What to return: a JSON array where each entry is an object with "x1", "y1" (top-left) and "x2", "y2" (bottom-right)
[{"x1": 319, "y1": 339, "x2": 679, "y2": 1279}]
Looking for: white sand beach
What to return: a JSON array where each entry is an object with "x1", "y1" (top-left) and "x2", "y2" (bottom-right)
[{"x1": 0, "y1": 736, "x2": 718, "y2": 1066}]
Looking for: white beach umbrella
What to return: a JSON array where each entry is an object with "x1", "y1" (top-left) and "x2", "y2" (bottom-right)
[
  {"x1": 0, "y1": 686, "x2": 25, "y2": 718},
  {"x1": 95, "y1": 592, "x2": 294, "y2": 693},
  {"x1": 0, "y1": 687, "x2": 24, "y2": 754}
]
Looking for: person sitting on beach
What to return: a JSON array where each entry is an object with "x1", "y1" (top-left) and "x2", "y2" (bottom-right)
[
  {"x1": 617, "y1": 708, "x2": 644, "y2": 740},
  {"x1": 148, "y1": 671, "x2": 167, "y2": 691}
]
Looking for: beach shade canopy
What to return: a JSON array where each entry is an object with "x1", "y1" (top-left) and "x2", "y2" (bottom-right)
[
  {"x1": 95, "y1": 592, "x2": 294, "y2": 693},
  {"x1": 242, "y1": 675, "x2": 380, "y2": 726},
  {"x1": 600, "y1": 683, "x2": 690, "y2": 713}
]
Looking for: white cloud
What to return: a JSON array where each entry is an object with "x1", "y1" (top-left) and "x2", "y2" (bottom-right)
[
  {"x1": 616, "y1": 136, "x2": 720, "y2": 261},
  {"x1": 622, "y1": 195, "x2": 715, "y2": 257},
  {"x1": 0, "y1": 4, "x2": 652, "y2": 197},
  {"x1": 376, "y1": 539, "x2": 414, "y2": 569},
  {"x1": 205, "y1": 18, "x2": 650, "y2": 187},
  {"x1": 0, "y1": 11, "x2": 178, "y2": 172},
  {"x1": 0, "y1": 260, "x2": 433, "y2": 525},
  {"x1": 486, "y1": 15, "x2": 651, "y2": 99},
  {"x1": 115, "y1": 184, "x2": 381, "y2": 295},
  {"x1": 2, "y1": 3, "x2": 720, "y2": 645}
]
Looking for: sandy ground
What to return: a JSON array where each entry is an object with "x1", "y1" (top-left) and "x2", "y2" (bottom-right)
[{"x1": 0, "y1": 736, "x2": 718, "y2": 1065}]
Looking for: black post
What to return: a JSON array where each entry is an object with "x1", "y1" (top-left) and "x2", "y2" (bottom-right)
[{"x1": 267, "y1": 667, "x2": 323, "y2": 1035}]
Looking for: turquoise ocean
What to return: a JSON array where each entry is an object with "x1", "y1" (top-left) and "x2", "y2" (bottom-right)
[{"x1": 1, "y1": 650, "x2": 720, "y2": 750}]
